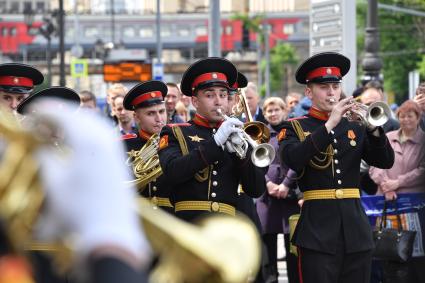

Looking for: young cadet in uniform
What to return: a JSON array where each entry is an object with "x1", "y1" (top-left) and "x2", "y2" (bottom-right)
[
  {"x1": 278, "y1": 52, "x2": 395, "y2": 283},
  {"x1": 0, "y1": 63, "x2": 44, "y2": 113},
  {"x1": 158, "y1": 57, "x2": 266, "y2": 222},
  {"x1": 17, "y1": 86, "x2": 81, "y2": 115},
  {"x1": 122, "y1": 80, "x2": 173, "y2": 213}
]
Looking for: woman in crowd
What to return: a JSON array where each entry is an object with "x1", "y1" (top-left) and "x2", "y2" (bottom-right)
[
  {"x1": 369, "y1": 100, "x2": 425, "y2": 283},
  {"x1": 256, "y1": 97, "x2": 299, "y2": 283}
]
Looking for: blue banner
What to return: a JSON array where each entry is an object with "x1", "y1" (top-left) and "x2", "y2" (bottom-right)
[{"x1": 361, "y1": 193, "x2": 425, "y2": 216}]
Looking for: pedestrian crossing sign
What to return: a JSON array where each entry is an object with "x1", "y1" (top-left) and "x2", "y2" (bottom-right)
[{"x1": 71, "y1": 59, "x2": 88, "y2": 78}]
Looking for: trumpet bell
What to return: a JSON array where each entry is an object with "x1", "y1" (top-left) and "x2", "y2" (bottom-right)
[
  {"x1": 244, "y1": 121, "x2": 270, "y2": 143},
  {"x1": 367, "y1": 101, "x2": 391, "y2": 127},
  {"x1": 251, "y1": 143, "x2": 276, "y2": 168}
]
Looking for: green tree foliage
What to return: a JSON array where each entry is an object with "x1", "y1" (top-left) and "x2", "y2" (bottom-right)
[
  {"x1": 418, "y1": 55, "x2": 425, "y2": 78},
  {"x1": 260, "y1": 43, "x2": 298, "y2": 97},
  {"x1": 357, "y1": 0, "x2": 425, "y2": 103}
]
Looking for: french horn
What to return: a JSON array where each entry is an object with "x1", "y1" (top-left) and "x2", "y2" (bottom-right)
[{"x1": 125, "y1": 133, "x2": 162, "y2": 192}]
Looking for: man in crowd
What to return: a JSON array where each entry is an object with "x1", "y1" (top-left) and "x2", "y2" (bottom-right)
[
  {"x1": 113, "y1": 94, "x2": 137, "y2": 135},
  {"x1": 285, "y1": 92, "x2": 302, "y2": 114},
  {"x1": 358, "y1": 81, "x2": 400, "y2": 196},
  {"x1": 244, "y1": 82, "x2": 267, "y2": 124},
  {"x1": 122, "y1": 80, "x2": 173, "y2": 212},
  {"x1": 0, "y1": 63, "x2": 44, "y2": 113},
  {"x1": 158, "y1": 57, "x2": 266, "y2": 222},
  {"x1": 279, "y1": 52, "x2": 394, "y2": 283},
  {"x1": 359, "y1": 81, "x2": 399, "y2": 133},
  {"x1": 79, "y1": 90, "x2": 98, "y2": 110},
  {"x1": 414, "y1": 82, "x2": 425, "y2": 131},
  {"x1": 105, "y1": 83, "x2": 128, "y2": 124},
  {"x1": 165, "y1": 82, "x2": 184, "y2": 123}
]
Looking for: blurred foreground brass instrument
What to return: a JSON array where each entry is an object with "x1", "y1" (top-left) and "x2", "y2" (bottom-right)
[
  {"x1": 126, "y1": 133, "x2": 162, "y2": 192},
  {"x1": 217, "y1": 109, "x2": 275, "y2": 168},
  {"x1": 0, "y1": 108, "x2": 261, "y2": 283},
  {"x1": 139, "y1": 197, "x2": 261, "y2": 283}
]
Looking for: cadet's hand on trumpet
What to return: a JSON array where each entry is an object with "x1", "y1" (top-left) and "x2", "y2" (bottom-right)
[
  {"x1": 214, "y1": 116, "x2": 244, "y2": 147},
  {"x1": 325, "y1": 97, "x2": 354, "y2": 133}
]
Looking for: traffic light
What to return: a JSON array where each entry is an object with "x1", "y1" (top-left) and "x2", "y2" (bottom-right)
[{"x1": 242, "y1": 24, "x2": 250, "y2": 50}]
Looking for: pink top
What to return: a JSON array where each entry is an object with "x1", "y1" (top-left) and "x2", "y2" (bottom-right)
[{"x1": 370, "y1": 127, "x2": 425, "y2": 194}]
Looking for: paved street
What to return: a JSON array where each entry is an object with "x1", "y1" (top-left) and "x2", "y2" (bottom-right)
[{"x1": 277, "y1": 234, "x2": 288, "y2": 283}]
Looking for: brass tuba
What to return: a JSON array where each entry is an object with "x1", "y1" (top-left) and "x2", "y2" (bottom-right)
[{"x1": 125, "y1": 133, "x2": 162, "y2": 192}]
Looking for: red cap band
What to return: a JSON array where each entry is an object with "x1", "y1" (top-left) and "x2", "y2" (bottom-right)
[
  {"x1": 306, "y1": 67, "x2": 341, "y2": 82},
  {"x1": 191, "y1": 72, "x2": 228, "y2": 90},
  {"x1": 0, "y1": 76, "x2": 33, "y2": 87},
  {"x1": 131, "y1": 91, "x2": 163, "y2": 106}
]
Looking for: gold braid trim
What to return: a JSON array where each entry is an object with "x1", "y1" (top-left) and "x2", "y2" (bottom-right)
[
  {"x1": 171, "y1": 126, "x2": 209, "y2": 182},
  {"x1": 290, "y1": 120, "x2": 333, "y2": 170}
]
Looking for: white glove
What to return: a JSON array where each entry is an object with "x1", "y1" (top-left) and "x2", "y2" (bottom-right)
[
  {"x1": 214, "y1": 117, "x2": 244, "y2": 146},
  {"x1": 31, "y1": 100, "x2": 151, "y2": 266}
]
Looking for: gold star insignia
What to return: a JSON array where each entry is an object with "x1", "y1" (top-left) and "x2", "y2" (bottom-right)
[
  {"x1": 188, "y1": 135, "x2": 204, "y2": 142},
  {"x1": 13, "y1": 77, "x2": 19, "y2": 84},
  {"x1": 326, "y1": 68, "x2": 332, "y2": 74}
]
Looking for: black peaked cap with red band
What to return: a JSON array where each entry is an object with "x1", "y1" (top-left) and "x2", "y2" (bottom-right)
[
  {"x1": 295, "y1": 52, "x2": 350, "y2": 84},
  {"x1": 232, "y1": 72, "x2": 248, "y2": 90},
  {"x1": 124, "y1": 80, "x2": 167, "y2": 110},
  {"x1": 17, "y1": 87, "x2": 80, "y2": 114},
  {"x1": 0, "y1": 63, "x2": 44, "y2": 94},
  {"x1": 180, "y1": 57, "x2": 238, "y2": 97}
]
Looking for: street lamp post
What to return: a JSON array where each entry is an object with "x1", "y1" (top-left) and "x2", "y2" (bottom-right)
[
  {"x1": 58, "y1": 0, "x2": 66, "y2": 86},
  {"x1": 24, "y1": 8, "x2": 55, "y2": 87},
  {"x1": 361, "y1": 0, "x2": 383, "y2": 84}
]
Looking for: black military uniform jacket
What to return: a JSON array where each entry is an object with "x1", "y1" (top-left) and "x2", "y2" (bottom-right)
[
  {"x1": 279, "y1": 108, "x2": 394, "y2": 254},
  {"x1": 158, "y1": 114, "x2": 266, "y2": 222},
  {"x1": 122, "y1": 130, "x2": 173, "y2": 213}
]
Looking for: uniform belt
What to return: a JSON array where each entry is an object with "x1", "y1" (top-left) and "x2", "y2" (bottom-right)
[
  {"x1": 174, "y1": 201, "x2": 236, "y2": 216},
  {"x1": 150, "y1": 196, "x2": 173, "y2": 208},
  {"x1": 303, "y1": 188, "x2": 360, "y2": 201}
]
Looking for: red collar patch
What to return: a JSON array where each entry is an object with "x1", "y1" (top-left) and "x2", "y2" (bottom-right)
[
  {"x1": 309, "y1": 107, "x2": 330, "y2": 121},
  {"x1": 139, "y1": 129, "x2": 153, "y2": 141},
  {"x1": 121, "y1": 133, "x2": 137, "y2": 140},
  {"x1": 192, "y1": 113, "x2": 223, "y2": 128}
]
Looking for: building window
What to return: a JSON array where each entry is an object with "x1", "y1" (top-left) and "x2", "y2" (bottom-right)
[
  {"x1": 36, "y1": 2, "x2": 45, "y2": 13},
  {"x1": 9, "y1": 27, "x2": 17, "y2": 36},
  {"x1": 23, "y1": 2, "x2": 32, "y2": 12},
  {"x1": 10, "y1": 2, "x2": 19, "y2": 13},
  {"x1": 1, "y1": 27, "x2": 8, "y2": 36},
  {"x1": 123, "y1": 26, "x2": 136, "y2": 37},
  {"x1": 161, "y1": 25, "x2": 171, "y2": 37},
  {"x1": 177, "y1": 26, "x2": 190, "y2": 37},
  {"x1": 283, "y1": 23, "x2": 295, "y2": 35},
  {"x1": 225, "y1": 25, "x2": 232, "y2": 35},
  {"x1": 84, "y1": 27, "x2": 99, "y2": 37},
  {"x1": 0, "y1": 1, "x2": 6, "y2": 13},
  {"x1": 139, "y1": 26, "x2": 153, "y2": 38},
  {"x1": 195, "y1": 25, "x2": 207, "y2": 36}
]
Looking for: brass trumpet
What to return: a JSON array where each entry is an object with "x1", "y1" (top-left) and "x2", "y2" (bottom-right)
[
  {"x1": 328, "y1": 97, "x2": 391, "y2": 127},
  {"x1": 346, "y1": 101, "x2": 391, "y2": 127},
  {"x1": 217, "y1": 109, "x2": 275, "y2": 168}
]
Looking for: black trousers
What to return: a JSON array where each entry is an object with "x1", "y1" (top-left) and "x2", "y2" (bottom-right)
[
  {"x1": 298, "y1": 231, "x2": 373, "y2": 283},
  {"x1": 263, "y1": 233, "x2": 300, "y2": 283}
]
